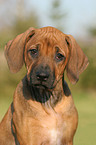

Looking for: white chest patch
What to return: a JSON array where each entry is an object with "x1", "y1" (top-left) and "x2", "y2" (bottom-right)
[
  {"x1": 44, "y1": 112, "x2": 67, "y2": 144},
  {"x1": 49, "y1": 129, "x2": 61, "y2": 145}
]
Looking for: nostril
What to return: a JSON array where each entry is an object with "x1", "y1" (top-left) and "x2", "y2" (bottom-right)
[{"x1": 36, "y1": 72, "x2": 49, "y2": 81}]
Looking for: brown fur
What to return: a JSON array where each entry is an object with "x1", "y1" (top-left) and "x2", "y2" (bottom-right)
[{"x1": 0, "y1": 27, "x2": 89, "y2": 145}]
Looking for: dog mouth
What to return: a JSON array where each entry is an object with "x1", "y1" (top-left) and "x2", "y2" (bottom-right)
[
  {"x1": 33, "y1": 84, "x2": 48, "y2": 89},
  {"x1": 32, "y1": 83, "x2": 55, "y2": 91},
  {"x1": 29, "y1": 75, "x2": 56, "y2": 91}
]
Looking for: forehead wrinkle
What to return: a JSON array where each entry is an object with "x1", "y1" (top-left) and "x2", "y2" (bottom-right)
[
  {"x1": 39, "y1": 34, "x2": 56, "y2": 55},
  {"x1": 42, "y1": 33, "x2": 67, "y2": 57},
  {"x1": 53, "y1": 33, "x2": 68, "y2": 55},
  {"x1": 47, "y1": 36, "x2": 57, "y2": 55}
]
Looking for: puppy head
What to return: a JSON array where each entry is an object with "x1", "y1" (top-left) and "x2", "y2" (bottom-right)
[{"x1": 5, "y1": 26, "x2": 89, "y2": 89}]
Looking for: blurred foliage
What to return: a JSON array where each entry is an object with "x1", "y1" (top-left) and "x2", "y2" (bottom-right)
[
  {"x1": 89, "y1": 27, "x2": 96, "y2": 36},
  {"x1": 0, "y1": 0, "x2": 39, "y2": 49},
  {"x1": 80, "y1": 26, "x2": 96, "y2": 89},
  {"x1": 12, "y1": 14, "x2": 39, "y2": 36},
  {"x1": 49, "y1": 0, "x2": 67, "y2": 31},
  {"x1": 80, "y1": 46, "x2": 96, "y2": 89},
  {"x1": 0, "y1": 13, "x2": 39, "y2": 48}
]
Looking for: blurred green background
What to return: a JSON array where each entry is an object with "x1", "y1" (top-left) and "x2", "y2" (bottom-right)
[{"x1": 0, "y1": 0, "x2": 96, "y2": 145}]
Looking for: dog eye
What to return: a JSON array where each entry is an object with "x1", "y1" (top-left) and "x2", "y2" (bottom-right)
[
  {"x1": 55, "y1": 53, "x2": 65, "y2": 61},
  {"x1": 28, "y1": 48, "x2": 38, "y2": 57}
]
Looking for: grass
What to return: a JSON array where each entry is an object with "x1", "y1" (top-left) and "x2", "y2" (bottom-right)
[
  {"x1": 0, "y1": 51, "x2": 96, "y2": 145},
  {"x1": 73, "y1": 91, "x2": 96, "y2": 145}
]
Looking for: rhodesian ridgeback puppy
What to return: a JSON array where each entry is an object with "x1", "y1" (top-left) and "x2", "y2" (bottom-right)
[{"x1": 0, "y1": 27, "x2": 89, "y2": 145}]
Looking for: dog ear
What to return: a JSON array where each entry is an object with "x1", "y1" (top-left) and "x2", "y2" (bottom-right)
[
  {"x1": 4, "y1": 27, "x2": 35, "y2": 73},
  {"x1": 65, "y1": 35, "x2": 89, "y2": 84}
]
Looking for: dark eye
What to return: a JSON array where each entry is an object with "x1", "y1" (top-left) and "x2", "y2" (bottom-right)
[
  {"x1": 55, "y1": 53, "x2": 65, "y2": 61},
  {"x1": 28, "y1": 48, "x2": 38, "y2": 57}
]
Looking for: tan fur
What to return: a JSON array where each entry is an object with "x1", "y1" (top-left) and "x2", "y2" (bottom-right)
[{"x1": 0, "y1": 27, "x2": 89, "y2": 145}]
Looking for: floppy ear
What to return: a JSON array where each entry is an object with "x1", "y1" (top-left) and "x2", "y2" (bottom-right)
[
  {"x1": 66, "y1": 35, "x2": 89, "y2": 84},
  {"x1": 4, "y1": 27, "x2": 35, "y2": 73}
]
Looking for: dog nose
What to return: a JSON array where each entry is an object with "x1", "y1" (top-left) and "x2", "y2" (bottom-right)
[{"x1": 36, "y1": 72, "x2": 49, "y2": 82}]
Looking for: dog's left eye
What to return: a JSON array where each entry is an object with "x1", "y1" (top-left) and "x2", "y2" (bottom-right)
[{"x1": 55, "y1": 53, "x2": 65, "y2": 61}]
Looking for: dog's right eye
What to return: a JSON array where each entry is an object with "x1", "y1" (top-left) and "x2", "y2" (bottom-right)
[{"x1": 28, "y1": 48, "x2": 38, "y2": 58}]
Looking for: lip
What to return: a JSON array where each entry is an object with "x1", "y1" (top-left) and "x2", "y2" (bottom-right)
[{"x1": 33, "y1": 84, "x2": 48, "y2": 90}]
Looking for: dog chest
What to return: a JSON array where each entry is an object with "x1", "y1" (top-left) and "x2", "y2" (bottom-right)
[
  {"x1": 41, "y1": 112, "x2": 70, "y2": 145},
  {"x1": 25, "y1": 111, "x2": 73, "y2": 145}
]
